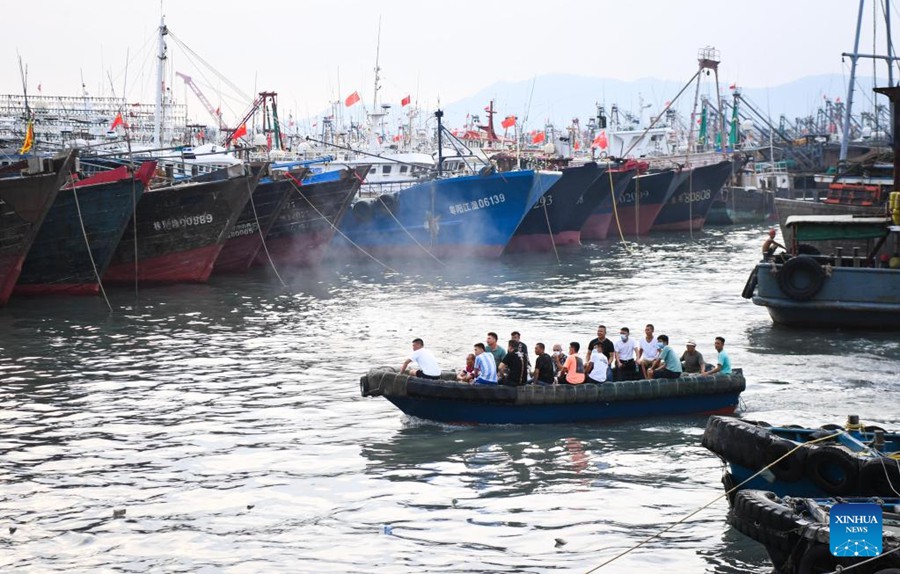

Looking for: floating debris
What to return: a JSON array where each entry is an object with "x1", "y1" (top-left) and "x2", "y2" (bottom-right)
[
  {"x1": 555, "y1": 538, "x2": 567, "y2": 547},
  {"x1": 113, "y1": 509, "x2": 126, "y2": 518},
  {"x1": 246, "y1": 505, "x2": 255, "y2": 510},
  {"x1": 9, "y1": 527, "x2": 16, "y2": 534}
]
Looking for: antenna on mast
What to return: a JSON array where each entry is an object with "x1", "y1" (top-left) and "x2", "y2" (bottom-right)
[{"x1": 373, "y1": 16, "x2": 382, "y2": 111}]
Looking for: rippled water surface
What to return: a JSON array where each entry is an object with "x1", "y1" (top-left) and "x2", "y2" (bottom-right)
[{"x1": 1, "y1": 225, "x2": 898, "y2": 573}]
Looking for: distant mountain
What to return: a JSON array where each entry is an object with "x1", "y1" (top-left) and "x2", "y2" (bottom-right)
[{"x1": 437, "y1": 73, "x2": 883, "y2": 130}]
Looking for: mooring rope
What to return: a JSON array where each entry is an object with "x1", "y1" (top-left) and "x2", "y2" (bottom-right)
[
  {"x1": 584, "y1": 430, "x2": 845, "y2": 573},
  {"x1": 606, "y1": 166, "x2": 633, "y2": 254},
  {"x1": 374, "y1": 193, "x2": 445, "y2": 266},
  {"x1": 540, "y1": 195, "x2": 560, "y2": 264},
  {"x1": 70, "y1": 175, "x2": 113, "y2": 313},
  {"x1": 282, "y1": 172, "x2": 398, "y2": 273},
  {"x1": 246, "y1": 170, "x2": 288, "y2": 288}
]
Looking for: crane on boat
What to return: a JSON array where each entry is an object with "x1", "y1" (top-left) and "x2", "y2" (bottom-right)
[{"x1": 175, "y1": 71, "x2": 227, "y2": 131}]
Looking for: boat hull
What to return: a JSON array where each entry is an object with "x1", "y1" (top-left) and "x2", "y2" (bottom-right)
[
  {"x1": 609, "y1": 169, "x2": 678, "y2": 236},
  {"x1": 258, "y1": 166, "x2": 364, "y2": 267},
  {"x1": 0, "y1": 153, "x2": 74, "y2": 305},
  {"x1": 579, "y1": 170, "x2": 636, "y2": 240},
  {"x1": 362, "y1": 368, "x2": 745, "y2": 425},
  {"x1": 752, "y1": 262, "x2": 900, "y2": 329},
  {"x1": 15, "y1": 163, "x2": 154, "y2": 295},
  {"x1": 651, "y1": 160, "x2": 734, "y2": 232},
  {"x1": 335, "y1": 170, "x2": 559, "y2": 259},
  {"x1": 104, "y1": 171, "x2": 253, "y2": 284},
  {"x1": 505, "y1": 163, "x2": 602, "y2": 253}
]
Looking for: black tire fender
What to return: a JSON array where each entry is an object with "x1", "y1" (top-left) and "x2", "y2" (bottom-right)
[
  {"x1": 805, "y1": 446, "x2": 859, "y2": 495},
  {"x1": 352, "y1": 199, "x2": 373, "y2": 221},
  {"x1": 765, "y1": 437, "x2": 806, "y2": 482},
  {"x1": 858, "y1": 457, "x2": 900, "y2": 497},
  {"x1": 777, "y1": 255, "x2": 826, "y2": 301},
  {"x1": 741, "y1": 266, "x2": 759, "y2": 299},
  {"x1": 359, "y1": 375, "x2": 370, "y2": 397}
]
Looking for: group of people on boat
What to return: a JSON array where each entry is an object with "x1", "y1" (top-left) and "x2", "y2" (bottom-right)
[{"x1": 400, "y1": 325, "x2": 732, "y2": 387}]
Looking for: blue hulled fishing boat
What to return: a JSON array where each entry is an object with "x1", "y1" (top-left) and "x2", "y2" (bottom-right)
[
  {"x1": 651, "y1": 160, "x2": 735, "y2": 232},
  {"x1": 360, "y1": 367, "x2": 745, "y2": 425},
  {"x1": 335, "y1": 170, "x2": 560, "y2": 258}
]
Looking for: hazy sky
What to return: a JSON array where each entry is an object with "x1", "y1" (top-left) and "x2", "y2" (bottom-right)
[{"x1": 2, "y1": 0, "x2": 893, "y2": 124}]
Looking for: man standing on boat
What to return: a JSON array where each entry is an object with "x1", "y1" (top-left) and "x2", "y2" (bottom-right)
[
  {"x1": 472, "y1": 343, "x2": 498, "y2": 385},
  {"x1": 586, "y1": 325, "x2": 615, "y2": 380},
  {"x1": 703, "y1": 337, "x2": 732, "y2": 376},
  {"x1": 400, "y1": 338, "x2": 441, "y2": 380}
]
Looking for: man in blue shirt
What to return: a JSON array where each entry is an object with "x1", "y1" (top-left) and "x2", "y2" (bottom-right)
[
  {"x1": 704, "y1": 336, "x2": 732, "y2": 375},
  {"x1": 647, "y1": 334, "x2": 682, "y2": 379},
  {"x1": 472, "y1": 342, "x2": 498, "y2": 385}
]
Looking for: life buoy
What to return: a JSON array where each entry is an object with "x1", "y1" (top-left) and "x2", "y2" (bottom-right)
[
  {"x1": 741, "y1": 266, "x2": 759, "y2": 299},
  {"x1": 805, "y1": 445, "x2": 859, "y2": 495},
  {"x1": 777, "y1": 256, "x2": 826, "y2": 301},
  {"x1": 765, "y1": 437, "x2": 806, "y2": 482},
  {"x1": 352, "y1": 200, "x2": 373, "y2": 221}
]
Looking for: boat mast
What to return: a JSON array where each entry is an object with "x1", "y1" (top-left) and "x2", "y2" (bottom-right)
[
  {"x1": 154, "y1": 15, "x2": 168, "y2": 148},
  {"x1": 840, "y1": 0, "x2": 900, "y2": 162},
  {"x1": 372, "y1": 17, "x2": 381, "y2": 112}
]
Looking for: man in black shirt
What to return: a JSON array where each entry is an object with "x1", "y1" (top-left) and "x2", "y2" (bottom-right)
[
  {"x1": 532, "y1": 342, "x2": 555, "y2": 385},
  {"x1": 510, "y1": 330, "x2": 530, "y2": 371},
  {"x1": 498, "y1": 339, "x2": 527, "y2": 386}
]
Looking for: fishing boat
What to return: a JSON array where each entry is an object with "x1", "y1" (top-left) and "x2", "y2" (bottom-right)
[
  {"x1": 258, "y1": 166, "x2": 366, "y2": 267},
  {"x1": 359, "y1": 367, "x2": 745, "y2": 425},
  {"x1": 591, "y1": 167, "x2": 681, "y2": 237},
  {"x1": 335, "y1": 169, "x2": 560, "y2": 259},
  {"x1": 0, "y1": 152, "x2": 75, "y2": 306},
  {"x1": 578, "y1": 163, "x2": 639, "y2": 240},
  {"x1": 706, "y1": 185, "x2": 776, "y2": 225},
  {"x1": 729, "y1": 490, "x2": 900, "y2": 574},
  {"x1": 213, "y1": 164, "x2": 307, "y2": 273},
  {"x1": 650, "y1": 159, "x2": 735, "y2": 232},
  {"x1": 504, "y1": 162, "x2": 605, "y2": 252},
  {"x1": 104, "y1": 164, "x2": 257, "y2": 284},
  {"x1": 14, "y1": 161, "x2": 156, "y2": 295},
  {"x1": 743, "y1": 214, "x2": 900, "y2": 329},
  {"x1": 702, "y1": 415, "x2": 900, "y2": 500}
]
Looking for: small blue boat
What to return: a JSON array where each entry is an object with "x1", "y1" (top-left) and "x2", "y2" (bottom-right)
[
  {"x1": 360, "y1": 367, "x2": 745, "y2": 425},
  {"x1": 702, "y1": 415, "x2": 900, "y2": 500},
  {"x1": 335, "y1": 170, "x2": 560, "y2": 258},
  {"x1": 744, "y1": 215, "x2": 900, "y2": 329}
]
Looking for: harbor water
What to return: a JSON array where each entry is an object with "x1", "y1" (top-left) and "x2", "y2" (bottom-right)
[{"x1": 1, "y1": 225, "x2": 898, "y2": 573}]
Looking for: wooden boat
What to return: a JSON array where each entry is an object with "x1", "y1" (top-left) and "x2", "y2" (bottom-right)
[
  {"x1": 702, "y1": 415, "x2": 900, "y2": 500},
  {"x1": 0, "y1": 152, "x2": 75, "y2": 305},
  {"x1": 743, "y1": 215, "x2": 900, "y2": 329},
  {"x1": 360, "y1": 367, "x2": 745, "y2": 424},
  {"x1": 729, "y1": 490, "x2": 900, "y2": 574}
]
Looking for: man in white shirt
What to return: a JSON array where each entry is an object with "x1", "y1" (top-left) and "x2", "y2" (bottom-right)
[
  {"x1": 636, "y1": 323, "x2": 659, "y2": 379},
  {"x1": 586, "y1": 345, "x2": 609, "y2": 384},
  {"x1": 400, "y1": 338, "x2": 441, "y2": 380},
  {"x1": 613, "y1": 326, "x2": 638, "y2": 381}
]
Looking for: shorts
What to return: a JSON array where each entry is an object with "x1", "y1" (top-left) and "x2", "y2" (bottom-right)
[
  {"x1": 416, "y1": 370, "x2": 440, "y2": 380},
  {"x1": 651, "y1": 368, "x2": 681, "y2": 379}
]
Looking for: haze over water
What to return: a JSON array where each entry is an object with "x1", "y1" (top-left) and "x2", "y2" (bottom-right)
[{"x1": 1, "y1": 225, "x2": 898, "y2": 572}]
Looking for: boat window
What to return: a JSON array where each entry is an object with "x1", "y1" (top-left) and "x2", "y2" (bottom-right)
[
  {"x1": 382, "y1": 165, "x2": 391, "y2": 174},
  {"x1": 400, "y1": 165, "x2": 408, "y2": 173},
  {"x1": 369, "y1": 167, "x2": 376, "y2": 174}
]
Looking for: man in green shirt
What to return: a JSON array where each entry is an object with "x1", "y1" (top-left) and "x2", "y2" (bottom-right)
[{"x1": 648, "y1": 334, "x2": 683, "y2": 379}]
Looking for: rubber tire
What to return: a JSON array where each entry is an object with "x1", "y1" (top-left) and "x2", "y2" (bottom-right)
[
  {"x1": 797, "y1": 542, "x2": 843, "y2": 574},
  {"x1": 741, "y1": 266, "x2": 759, "y2": 299},
  {"x1": 352, "y1": 200, "x2": 373, "y2": 221},
  {"x1": 805, "y1": 446, "x2": 859, "y2": 495},
  {"x1": 858, "y1": 458, "x2": 900, "y2": 497},
  {"x1": 378, "y1": 194, "x2": 397, "y2": 213},
  {"x1": 766, "y1": 437, "x2": 807, "y2": 482},
  {"x1": 777, "y1": 255, "x2": 827, "y2": 301},
  {"x1": 360, "y1": 375, "x2": 370, "y2": 397},
  {"x1": 729, "y1": 490, "x2": 802, "y2": 552},
  {"x1": 797, "y1": 243, "x2": 821, "y2": 255}
]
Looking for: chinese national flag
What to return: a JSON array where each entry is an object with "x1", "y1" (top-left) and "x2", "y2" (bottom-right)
[
  {"x1": 401, "y1": 95, "x2": 411, "y2": 107},
  {"x1": 591, "y1": 131, "x2": 608, "y2": 149},
  {"x1": 574, "y1": 140, "x2": 581, "y2": 151},
  {"x1": 110, "y1": 113, "x2": 124, "y2": 130},
  {"x1": 532, "y1": 132, "x2": 545, "y2": 144},
  {"x1": 345, "y1": 91, "x2": 361, "y2": 107},
  {"x1": 728, "y1": 83, "x2": 736, "y2": 90},
  {"x1": 501, "y1": 115, "x2": 516, "y2": 129},
  {"x1": 231, "y1": 123, "x2": 248, "y2": 141}
]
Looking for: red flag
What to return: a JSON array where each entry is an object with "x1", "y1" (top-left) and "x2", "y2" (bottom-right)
[
  {"x1": 231, "y1": 123, "x2": 248, "y2": 141},
  {"x1": 532, "y1": 132, "x2": 545, "y2": 144},
  {"x1": 345, "y1": 91, "x2": 361, "y2": 107},
  {"x1": 728, "y1": 83, "x2": 736, "y2": 90},
  {"x1": 574, "y1": 140, "x2": 581, "y2": 151},
  {"x1": 110, "y1": 113, "x2": 124, "y2": 130},
  {"x1": 401, "y1": 95, "x2": 411, "y2": 107},
  {"x1": 591, "y1": 131, "x2": 608, "y2": 149},
  {"x1": 501, "y1": 115, "x2": 516, "y2": 129}
]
